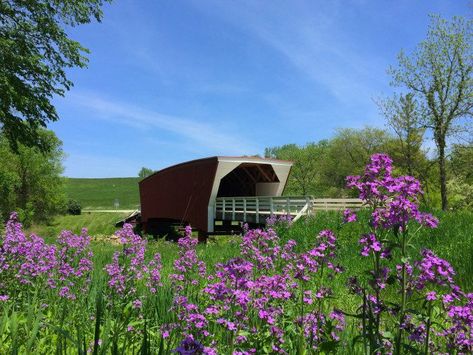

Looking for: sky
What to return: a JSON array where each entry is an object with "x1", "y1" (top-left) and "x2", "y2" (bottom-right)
[{"x1": 51, "y1": 0, "x2": 472, "y2": 177}]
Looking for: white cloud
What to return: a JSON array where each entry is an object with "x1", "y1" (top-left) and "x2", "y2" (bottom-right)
[{"x1": 68, "y1": 91, "x2": 262, "y2": 155}]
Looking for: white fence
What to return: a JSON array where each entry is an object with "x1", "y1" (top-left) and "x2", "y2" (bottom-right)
[{"x1": 214, "y1": 196, "x2": 364, "y2": 223}]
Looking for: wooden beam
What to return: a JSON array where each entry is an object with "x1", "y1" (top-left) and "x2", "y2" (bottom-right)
[
  {"x1": 256, "y1": 165, "x2": 272, "y2": 182},
  {"x1": 241, "y1": 166, "x2": 257, "y2": 183}
]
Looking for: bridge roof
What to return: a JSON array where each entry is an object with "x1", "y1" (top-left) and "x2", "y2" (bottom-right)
[{"x1": 141, "y1": 156, "x2": 292, "y2": 182}]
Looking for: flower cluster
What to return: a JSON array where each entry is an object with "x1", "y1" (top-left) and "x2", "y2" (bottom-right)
[
  {"x1": 104, "y1": 224, "x2": 162, "y2": 305},
  {"x1": 170, "y1": 226, "x2": 206, "y2": 291},
  {"x1": 193, "y1": 228, "x2": 343, "y2": 352},
  {"x1": 53, "y1": 229, "x2": 94, "y2": 299},
  {"x1": 266, "y1": 213, "x2": 293, "y2": 227},
  {"x1": 346, "y1": 153, "x2": 438, "y2": 230},
  {"x1": 240, "y1": 228, "x2": 281, "y2": 269},
  {"x1": 0, "y1": 212, "x2": 56, "y2": 295},
  {"x1": 345, "y1": 154, "x2": 472, "y2": 354}
]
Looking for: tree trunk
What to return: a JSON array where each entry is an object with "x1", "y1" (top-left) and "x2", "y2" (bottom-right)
[{"x1": 438, "y1": 141, "x2": 448, "y2": 211}]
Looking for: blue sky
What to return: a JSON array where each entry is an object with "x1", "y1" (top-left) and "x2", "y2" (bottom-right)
[{"x1": 51, "y1": 0, "x2": 471, "y2": 177}]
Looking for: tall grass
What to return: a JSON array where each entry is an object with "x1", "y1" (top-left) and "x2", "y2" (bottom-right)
[{"x1": 1, "y1": 210, "x2": 472, "y2": 353}]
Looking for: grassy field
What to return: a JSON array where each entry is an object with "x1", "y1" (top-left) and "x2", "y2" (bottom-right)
[
  {"x1": 27, "y1": 212, "x2": 129, "y2": 242},
  {"x1": 4, "y1": 209, "x2": 472, "y2": 353},
  {"x1": 64, "y1": 177, "x2": 140, "y2": 210},
  {"x1": 27, "y1": 209, "x2": 473, "y2": 292}
]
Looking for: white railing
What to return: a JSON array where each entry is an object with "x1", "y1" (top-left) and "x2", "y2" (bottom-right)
[
  {"x1": 311, "y1": 198, "x2": 365, "y2": 211},
  {"x1": 214, "y1": 196, "x2": 364, "y2": 224}
]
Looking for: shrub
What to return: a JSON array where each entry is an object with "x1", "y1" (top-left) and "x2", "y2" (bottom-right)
[
  {"x1": 67, "y1": 199, "x2": 81, "y2": 215},
  {"x1": 448, "y1": 177, "x2": 473, "y2": 210}
]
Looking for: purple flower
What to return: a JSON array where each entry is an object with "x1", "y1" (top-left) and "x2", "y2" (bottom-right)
[
  {"x1": 0, "y1": 212, "x2": 57, "y2": 296},
  {"x1": 172, "y1": 336, "x2": 204, "y2": 354},
  {"x1": 343, "y1": 209, "x2": 357, "y2": 223}
]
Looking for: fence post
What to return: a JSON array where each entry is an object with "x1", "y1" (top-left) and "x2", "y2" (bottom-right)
[
  {"x1": 256, "y1": 198, "x2": 259, "y2": 224},
  {"x1": 243, "y1": 199, "x2": 247, "y2": 222},
  {"x1": 222, "y1": 199, "x2": 225, "y2": 220},
  {"x1": 232, "y1": 198, "x2": 235, "y2": 220}
]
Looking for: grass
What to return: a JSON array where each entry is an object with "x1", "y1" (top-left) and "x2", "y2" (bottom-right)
[
  {"x1": 64, "y1": 177, "x2": 140, "y2": 210},
  {"x1": 5, "y1": 209, "x2": 472, "y2": 353},
  {"x1": 27, "y1": 212, "x2": 129, "y2": 242},
  {"x1": 28, "y1": 209, "x2": 473, "y2": 292},
  {"x1": 280, "y1": 209, "x2": 473, "y2": 292}
]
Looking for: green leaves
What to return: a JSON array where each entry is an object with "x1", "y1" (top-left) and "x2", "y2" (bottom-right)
[
  {"x1": 0, "y1": 0, "x2": 112, "y2": 151},
  {"x1": 388, "y1": 14, "x2": 473, "y2": 210},
  {"x1": 0, "y1": 130, "x2": 65, "y2": 224}
]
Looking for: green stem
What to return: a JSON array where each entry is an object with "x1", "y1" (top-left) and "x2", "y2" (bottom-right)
[
  {"x1": 298, "y1": 284, "x2": 305, "y2": 355},
  {"x1": 395, "y1": 229, "x2": 408, "y2": 355},
  {"x1": 424, "y1": 301, "x2": 432, "y2": 355}
]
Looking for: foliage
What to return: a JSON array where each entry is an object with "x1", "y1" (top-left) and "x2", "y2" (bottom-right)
[
  {"x1": 1, "y1": 155, "x2": 472, "y2": 354},
  {"x1": 266, "y1": 127, "x2": 437, "y2": 200},
  {"x1": 265, "y1": 141, "x2": 329, "y2": 195},
  {"x1": 377, "y1": 93, "x2": 430, "y2": 176},
  {"x1": 0, "y1": 129, "x2": 65, "y2": 225},
  {"x1": 139, "y1": 167, "x2": 155, "y2": 179},
  {"x1": 450, "y1": 143, "x2": 473, "y2": 184},
  {"x1": 0, "y1": 0, "x2": 111, "y2": 151},
  {"x1": 64, "y1": 177, "x2": 140, "y2": 210},
  {"x1": 389, "y1": 14, "x2": 473, "y2": 210},
  {"x1": 66, "y1": 199, "x2": 81, "y2": 216},
  {"x1": 447, "y1": 176, "x2": 473, "y2": 210}
]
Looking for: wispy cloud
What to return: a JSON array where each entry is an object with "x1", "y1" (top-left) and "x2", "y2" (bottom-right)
[
  {"x1": 191, "y1": 0, "x2": 389, "y2": 106},
  {"x1": 68, "y1": 91, "x2": 262, "y2": 155}
]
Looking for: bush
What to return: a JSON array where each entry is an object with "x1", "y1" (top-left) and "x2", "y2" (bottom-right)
[
  {"x1": 448, "y1": 177, "x2": 473, "y2": 210},
  {"x1": 66, "y1": 199, "x2": 81, "y2": 215}
]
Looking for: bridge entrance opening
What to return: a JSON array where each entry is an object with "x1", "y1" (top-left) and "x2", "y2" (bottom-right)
[{"x1": 216, "y1": 163, "x2": 280, "y2": 198}]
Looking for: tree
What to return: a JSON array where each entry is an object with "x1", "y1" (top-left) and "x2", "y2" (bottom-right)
[
  {"x1": 323, "y1": 127, "x2": 395, "y2": 194},
  {"x1": 0, "y1": 0, "x2": 111, "y2": 151},
  {"x1": 0, "y1": 129, "x2": 65, "y2": 225},
  {"x1": 377, "y1": 93, "x2": 426, "y2": 176},
  {"x1": 265, "y1": 142, "x2": 329, "y2": 196},
  {"x1": 138, "y1": 167, "x2": 155, "y2": 179},
  {"x1": 449, "y1": 143, "x2": 473, "y2": 183},
  {"x1": 389, "y1": 15, "x2": 473, "y2": 210}
]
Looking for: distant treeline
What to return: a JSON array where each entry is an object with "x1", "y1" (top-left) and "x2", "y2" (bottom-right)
[{"x1": 265, "y1": 127, "x2": 473, "y2": 210}]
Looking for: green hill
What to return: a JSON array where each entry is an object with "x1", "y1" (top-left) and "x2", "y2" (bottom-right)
[{"x1": 64, "y1": 177, "x2": 140, "y2": 210}]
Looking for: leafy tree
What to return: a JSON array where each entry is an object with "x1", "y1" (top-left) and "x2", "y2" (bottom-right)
[
  {"x1": 138, "y1": 167, "x2": 155, "y2": 179},
  {"x1": 265, "y1": 128, "x2": 434, "y2": 199},
  {"x1": 0, "y1": 0, "x2": 111, "y2": 151},
  {"x1": 389, "y1": 15, "x2": 473, "y2": 210},
  {"x1": 377, "y1": 93, "x2": 426, "y2": 176},
  {"x1": 0, "y1": 129, "x2": 65, "y2": 225},
  {"x1": 322, "y1": 128, "x2": 395, "y2": 195},
  {"x1": 265, "y1": 142, "x2": 328, "y2": 196},
  {"x1": 449, "y1": 143, "x2": 473, "y2": 183}
]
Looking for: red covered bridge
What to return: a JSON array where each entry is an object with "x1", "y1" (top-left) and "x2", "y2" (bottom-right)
[
  {"x1": 129, "y1": 156, "x2": 363, "y2": 239},
  {"x1": 138, "y1": 156, "x2": 309, "y2": 237}
]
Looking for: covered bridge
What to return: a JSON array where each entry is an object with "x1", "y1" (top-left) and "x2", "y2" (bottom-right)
[{"x1": 139, "y1": 156, "x2": 305, "y2": 237}]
